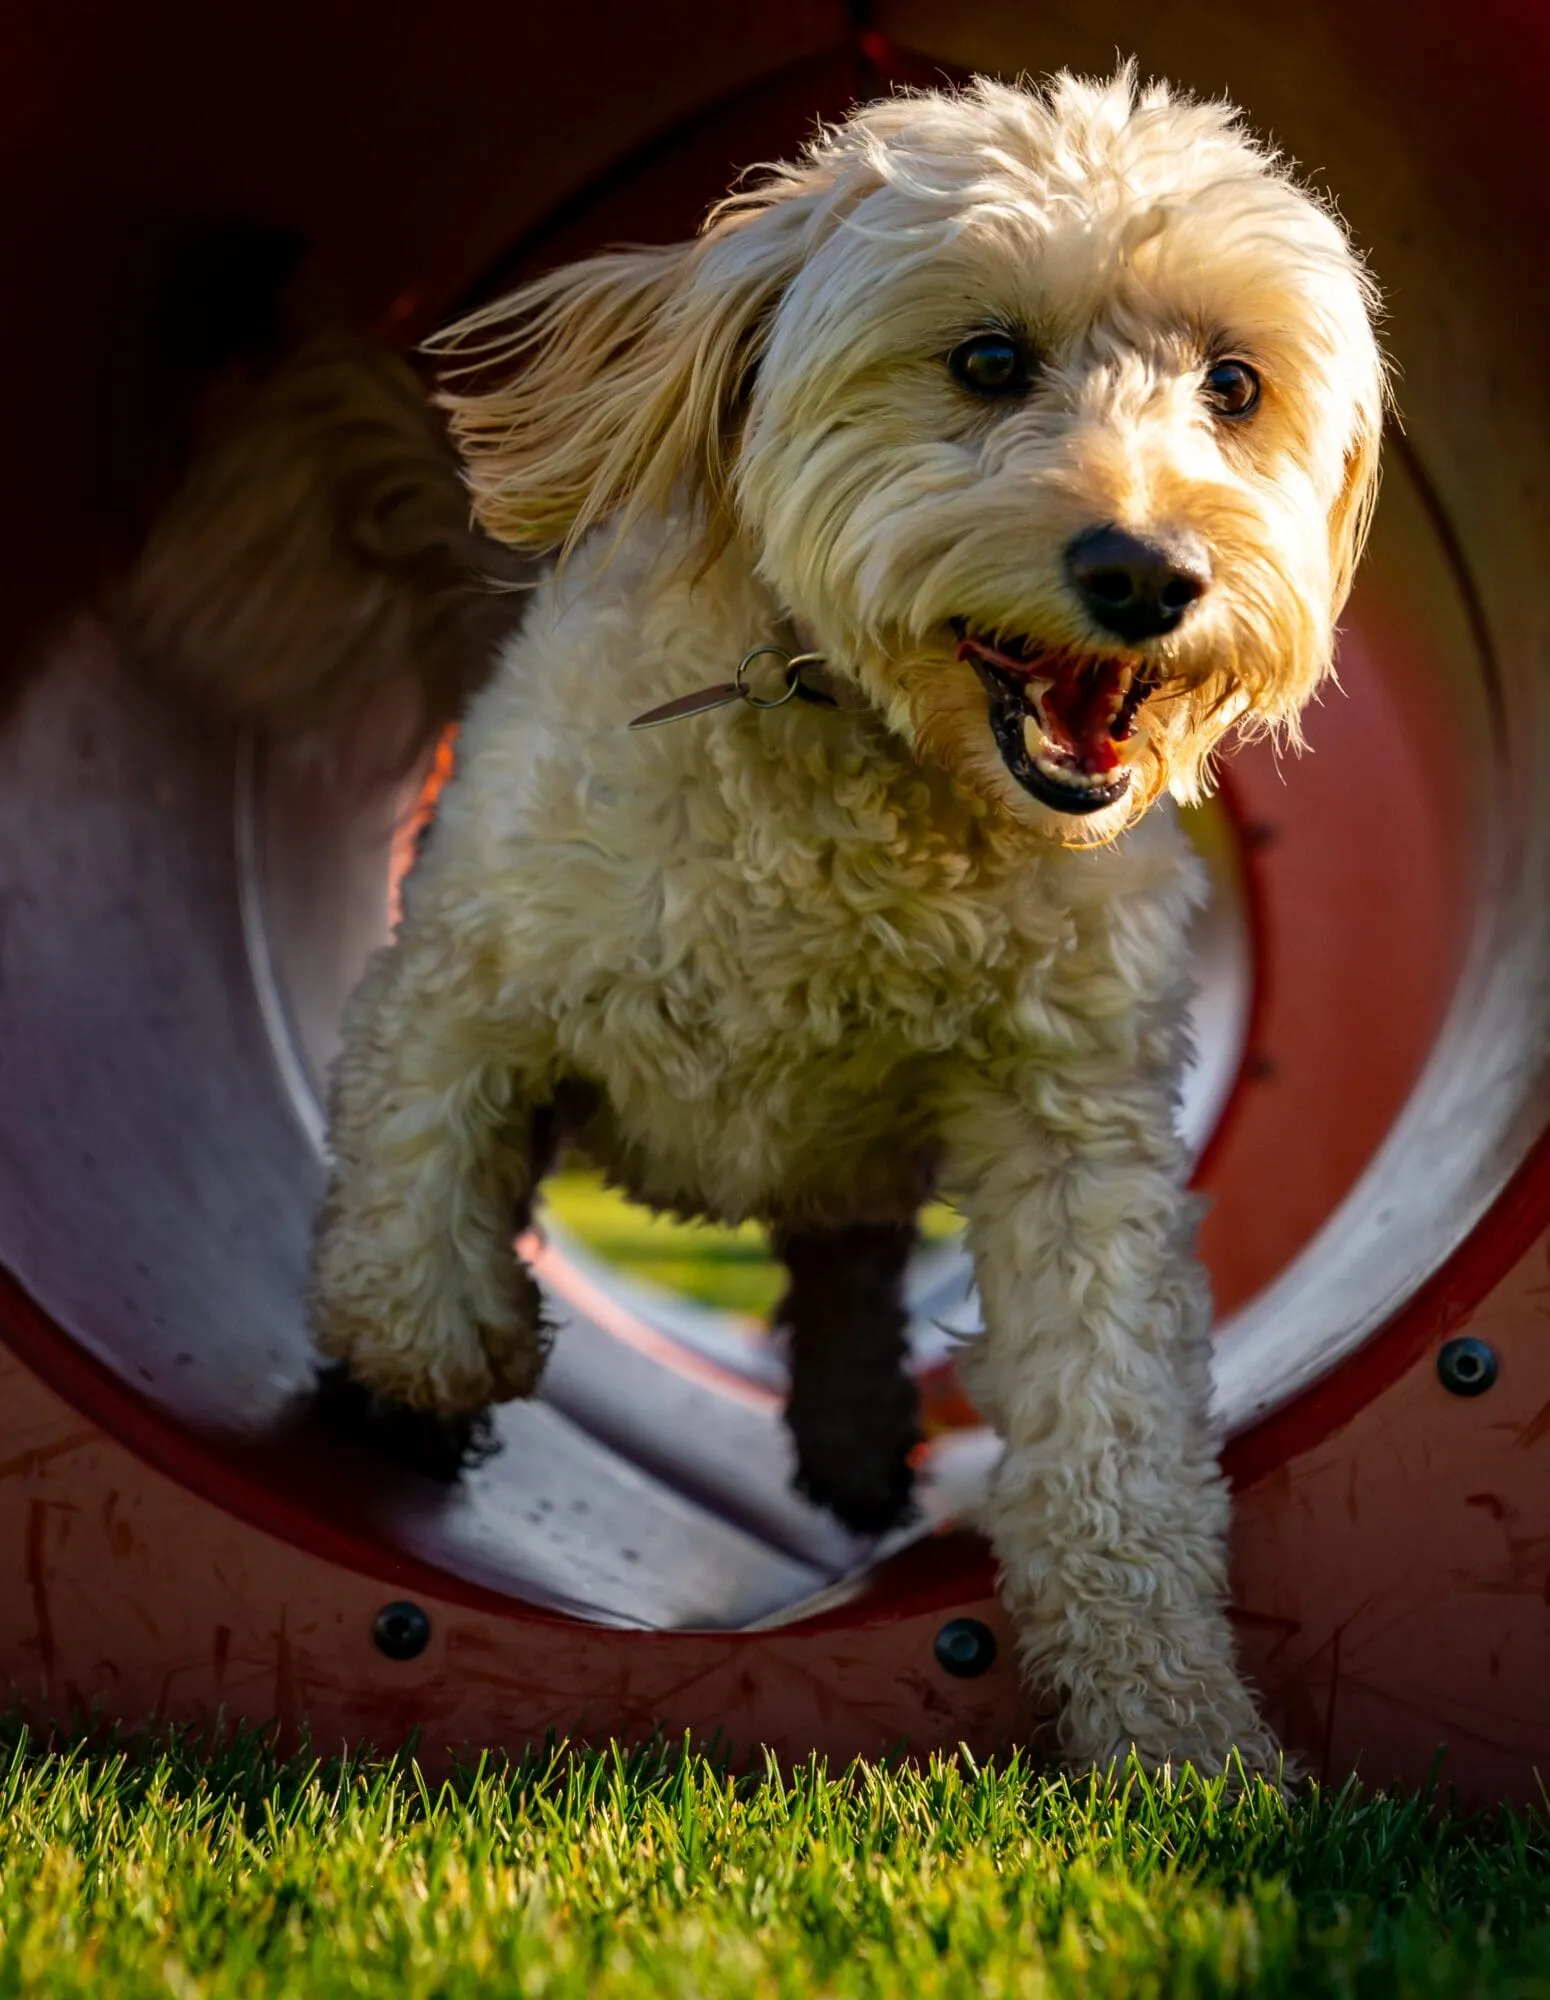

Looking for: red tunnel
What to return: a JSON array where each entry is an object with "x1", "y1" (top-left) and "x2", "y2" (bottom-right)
[{"x1": 1, "y1": 1, "x2": 1547, "y2": 1802}]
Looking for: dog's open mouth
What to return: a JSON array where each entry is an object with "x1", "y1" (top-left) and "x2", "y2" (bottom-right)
[{"x1": 952, "y1": 624, "x2": 1154, "y2": 816}]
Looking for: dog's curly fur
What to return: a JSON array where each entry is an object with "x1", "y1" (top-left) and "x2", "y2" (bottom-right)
[{"x1": 308, "y1": 68, "x2": 1384, "y2": 1776}]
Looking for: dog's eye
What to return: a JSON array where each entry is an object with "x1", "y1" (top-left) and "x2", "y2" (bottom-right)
[
  {"x1": 1203, "y1": 359, "x2": 1260, "y2": 418},
  {"x1": 948, "y1": 332, "x2": 1030, "y2": 398}
]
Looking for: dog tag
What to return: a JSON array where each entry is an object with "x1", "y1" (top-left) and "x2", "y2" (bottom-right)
[
  {"x1": 628, "y1": 682, "x2": 742, "y2": 730},
  {"x1": 629, "y1": 646, "x2": 822, "y2": 730}
]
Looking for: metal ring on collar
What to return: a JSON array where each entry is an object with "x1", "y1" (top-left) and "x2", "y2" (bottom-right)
[{"x1": 734, "y1": 647, "x2": 803, "y2": 708}]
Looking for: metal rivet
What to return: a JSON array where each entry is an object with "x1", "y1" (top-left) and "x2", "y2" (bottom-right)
[
  {"x1": 1437, "y1": 1336, "x2": 1498, "y2": 1398},
  {"x1": 934, "y1": 1617, "x2": 997, "y2": 1679},
  {"x1": 373, "y1": 1600, "x2": 431, "y2": 1660}
]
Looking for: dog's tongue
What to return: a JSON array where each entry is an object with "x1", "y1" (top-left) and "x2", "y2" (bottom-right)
[
  {"x1": 956, "y1": 638, "x2": 1128, "y2": 775},
  {"x1": 1042, "y1": 661, "x2": 1127, "y2": 775}
]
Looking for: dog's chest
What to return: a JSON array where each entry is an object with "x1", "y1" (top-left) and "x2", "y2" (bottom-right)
[
  {"x1": 517, "y1": 729, "x2": 1110, "y2": 1214},
  {"x1": 554, "y1": 724, "x2": 1068, "y2": 1028}
]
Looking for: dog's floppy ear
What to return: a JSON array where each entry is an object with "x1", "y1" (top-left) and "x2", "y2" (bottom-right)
[
  {"x1": 429, "y1": 168, "x2": 840, "y2": 557},
  {"x1": 1327, "y1": 378, "x2": 1385, "y2": 618}
]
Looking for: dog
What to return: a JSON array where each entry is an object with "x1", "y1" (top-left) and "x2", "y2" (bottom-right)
[{"x1": 308, "y1": 66, "x2": 1384, "y2": 1777}]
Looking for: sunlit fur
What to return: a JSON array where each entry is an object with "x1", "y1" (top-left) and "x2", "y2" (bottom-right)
[
  {"x1": 311, "y1": 69, "x2": 1384, "y2": 1778},
  {"x1": 434, "y1": 68, "x2": 1382, "y2": 838}
]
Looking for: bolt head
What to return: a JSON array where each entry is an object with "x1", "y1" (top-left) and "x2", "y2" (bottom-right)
[
  {"x1": 1437, "y1": 1336, "x2": 1498, "y2": 1398},
  {"x1": 933, "y1": 1617, "x2": 998, "y2": 1679},
  {"x1": 373, "y1": 1600, "x2": 431, "y2": 1661}
]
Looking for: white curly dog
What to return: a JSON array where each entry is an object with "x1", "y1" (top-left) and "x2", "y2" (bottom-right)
[{"x1": 308, "y1": 67, "x2": 1384, "y2": 1777}]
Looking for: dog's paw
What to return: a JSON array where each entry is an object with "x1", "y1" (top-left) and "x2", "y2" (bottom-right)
[
  {"x1": 1070, "y1": 1706, "x2": 1291, "y2": 1796},
  {"x1": 1047, "y1": 1650, "x2": 1290, "y2": 1793},
  {"x1": 314, "y1": 1361, "x2": 502, "y2": 1483},
  {"x1": 793, "y1": 1433, "x2": 917, "y2": 1536},
  {"x1": 1118, "y1": 1736, "x2": 1294, "y2": 1795},
  {"x1": 1206, "y1": 1725, "x2": 1303, "y2": 1798},
  {"x1": 308, "y1": 1201, "x2": 552, "y2": 1411}
]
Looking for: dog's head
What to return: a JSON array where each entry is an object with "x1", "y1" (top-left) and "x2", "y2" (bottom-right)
[{"x1": 436, "y1": 68, "x2": 1384, "y2": 840}]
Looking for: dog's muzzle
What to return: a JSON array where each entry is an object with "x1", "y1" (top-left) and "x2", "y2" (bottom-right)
[
  {"x1": 954, "y1": 628, "x2": 1153, "y2": 816},
  {"x1": 1064, "y1": 524, "x2": 1212, "y2": 645}
]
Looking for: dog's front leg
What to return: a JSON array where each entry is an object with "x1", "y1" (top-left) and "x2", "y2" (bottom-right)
[
  {"x1": 308, "y1": 921, "x2": 551, "y2": 1427},
  {"x1": 940, "y1": 1059, "x2": 1279, "y2": 1780}
]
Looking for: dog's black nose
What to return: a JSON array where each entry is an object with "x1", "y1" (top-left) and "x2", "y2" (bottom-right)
[{"x1": 1065, "y1": 525, "x2": 1212, "y2": 643}]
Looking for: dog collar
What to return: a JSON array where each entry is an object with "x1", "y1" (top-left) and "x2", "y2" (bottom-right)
[{"x1": 628, "y1": 643, "x2": 862, "y2": 731}]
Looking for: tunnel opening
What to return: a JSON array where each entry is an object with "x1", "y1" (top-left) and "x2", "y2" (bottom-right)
[{"x1": 0, "y1": 8, "x2": 1537, "y2": 1657}]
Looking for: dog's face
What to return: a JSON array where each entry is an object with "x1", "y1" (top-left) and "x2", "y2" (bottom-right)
[
  {"x1": 735, "y1": 75, "x2": 1385, "y2": 838},
  {"x1": 440, "y1": 70, "x2": 1384, "y2": 842}
]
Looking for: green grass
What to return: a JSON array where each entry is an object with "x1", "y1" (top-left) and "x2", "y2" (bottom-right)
[
  {"x1": 540, "y1": 1168, "x2": 786, "y2": 1316},
  {"x1": 540, "y1": 1169, "x2": 963, "y2": 1320},
  {"x1": 1, "y1": 1731, "x2": 1547, "y2": 1997}
]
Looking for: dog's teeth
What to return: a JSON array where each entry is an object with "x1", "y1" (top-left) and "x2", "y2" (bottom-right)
[
  {"x1": 1023, "y1": 717, "x2": 1077, "y2": 773},
  {"x1": 1114, "y1": 717, "x2": 1154, "y2": 766},
  {"x1": 1022, "y1": 714, "x2": 1127, "y2": 795},
  {"x1": 1034, "y1": 751, "x2": 1101, "y2": 790}
]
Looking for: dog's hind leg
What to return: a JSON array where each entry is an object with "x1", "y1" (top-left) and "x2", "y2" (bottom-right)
[
  {"x1": 772, "y1": 1219, "x2": 921, "y2": 1536},
  {"x1": 308, "y1": 914, "x2": 555, "y2": 1476}
]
